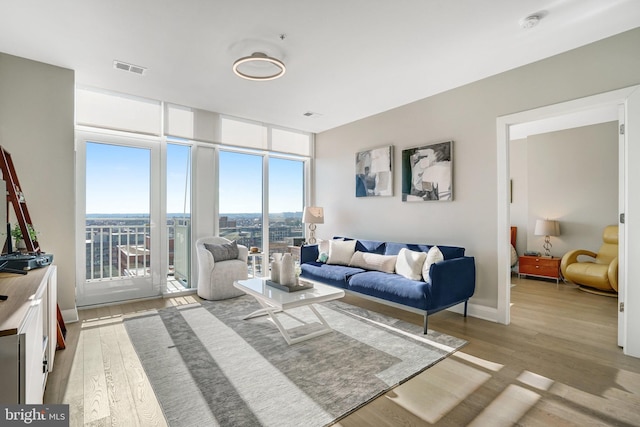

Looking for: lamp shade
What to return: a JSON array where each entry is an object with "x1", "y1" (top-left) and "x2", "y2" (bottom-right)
[
  {"x1": 303, "y1": 206, "x2": 324, "y2": 224},
  {"x1": 534, "y1": 219, "x2": 560, "y2": 236}
]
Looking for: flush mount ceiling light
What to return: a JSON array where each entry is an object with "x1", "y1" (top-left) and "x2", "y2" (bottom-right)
[{"x1": 232, "y1": 52, "x2": 286, "y2": 81}]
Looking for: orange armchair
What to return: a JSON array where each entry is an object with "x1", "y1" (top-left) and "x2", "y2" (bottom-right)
[{"x1": 561, "y1": 225, "x2": 618, "y2": 293}]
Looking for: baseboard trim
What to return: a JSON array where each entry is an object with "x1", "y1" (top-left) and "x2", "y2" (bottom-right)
[{"x1": 447, "y1": 302, "x2": 499, "y2": 324}]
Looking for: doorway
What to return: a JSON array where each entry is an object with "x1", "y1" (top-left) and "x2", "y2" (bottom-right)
[
  {"x1": 496, "y1": 85, "x2": 640, "y2": 358},
  {"x1": 76, "y1": 131, "x2": 162, "y2": 306}
]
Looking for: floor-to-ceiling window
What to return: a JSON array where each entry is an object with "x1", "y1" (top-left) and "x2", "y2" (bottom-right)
[
  {"x1": 76, "y1": 88, "x2": 312, "y2": 304},
  {"x1": 218, "y1": 150, "x2": 263, "y2": 273},
  {"x1": 268, "y1": 157, "x2": 305, "y2": 259},
  {"x1": 167, "y1": 142, "x2": 192, "y2": 290}
]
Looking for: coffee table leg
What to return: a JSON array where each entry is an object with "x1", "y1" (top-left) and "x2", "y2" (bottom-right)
[
  {"x1": 243, "y1": 299, "x2": 334, "y2": 345},
  {"x1": 243, "y1": 299, "x2": 282, "y2": 320}
]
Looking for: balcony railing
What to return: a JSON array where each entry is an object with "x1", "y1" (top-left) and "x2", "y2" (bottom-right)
[
  {"x1": 85, "y1": 219, "x2": 191, "y2": 288},
  {"x1": 85, "y1": 218, "x2": 302, "y2": 287}
]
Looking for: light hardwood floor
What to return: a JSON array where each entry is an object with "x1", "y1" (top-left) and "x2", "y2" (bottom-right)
[{"x1": 45, "y1": 277, "x2": 640, "y2": 426}]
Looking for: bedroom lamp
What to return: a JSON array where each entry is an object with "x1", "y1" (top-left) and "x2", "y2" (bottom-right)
[
  {"x1": 302, "y1": 206, "x2": 324, "y2": 244},
  {"x1": 534, "y1": 219, "x2": 560, "y2": 257}
]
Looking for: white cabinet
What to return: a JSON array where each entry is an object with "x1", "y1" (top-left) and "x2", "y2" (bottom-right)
[{"x1": 0, "y1": 265, "x2": 57, "y2": 403}]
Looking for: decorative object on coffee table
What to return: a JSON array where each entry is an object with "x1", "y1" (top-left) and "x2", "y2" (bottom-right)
[
  {"x1": 265, "y1": 279, "x2": 313, "y2": 293},
  {"x1": 280, "y1": 252, "x2": 296, "y2": 285}
]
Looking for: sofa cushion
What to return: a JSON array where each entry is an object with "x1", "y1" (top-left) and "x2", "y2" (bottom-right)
[
  {"x1": 395, "y1": 248, "x2": 427, "y2": 281},
  {"x1": 317, "y1": 252, "x2": 329, "y2": 263},
  {"x1": 347, "y1": 271, "x2": 430, "y2": 311},
  {"x1": 385, "y1": 242, "x2": 464, "y2": 260},
  {"x1": 317, "y1": 238, "x2": 344, "y2": 263},
  {"x1": 334, "y1": 237, "x2": 386, "y2": 254},
  {"x1": 300, "y1": 262, "x2": 365, "y2": 289},
  {"x1": 317, "y1": 239, "x2": 330, "y2": 254},
  {"x1": 422, "y1": 246, "x2": 444, "y2": 279},
  {"x1": 349, "y1": 251, "x2": 397, "y2": 273},
  {"x1": 327, "y1": 239, "x2": 357, "y2": 265},
  {"x1": 204, "y1": 241, "x2": 239, "y2": 262}
]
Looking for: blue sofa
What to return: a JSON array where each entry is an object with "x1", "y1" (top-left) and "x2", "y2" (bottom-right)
[{"x1": 300, "y1": 238, "x2": 476, "y2": 333}]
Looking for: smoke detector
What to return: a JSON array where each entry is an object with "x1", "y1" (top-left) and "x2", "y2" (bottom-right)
[
  {"x1": 113, "y1": 60, "x2": 147, "y2": 75},
  {"x1": 520, "y1": 15, "x2": 541, "y2": 29}
]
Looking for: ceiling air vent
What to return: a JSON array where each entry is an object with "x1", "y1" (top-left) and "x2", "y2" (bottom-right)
[{"x1": 113, "y1": 60, "x2": 147, "y2": 76}]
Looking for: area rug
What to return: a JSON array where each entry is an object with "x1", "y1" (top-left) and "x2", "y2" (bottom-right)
[{"x1": 124, "y1": 296, "x2": 466, "y2": 427}]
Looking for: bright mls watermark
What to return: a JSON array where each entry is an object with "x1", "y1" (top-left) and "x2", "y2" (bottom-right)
[{"x1": 1, "y1": 405, "x2": 69, "y2": 426}]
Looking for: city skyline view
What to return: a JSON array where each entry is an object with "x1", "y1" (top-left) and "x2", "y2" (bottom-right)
[{"x1": 86, "y1": 142, "x2": 304, "y2": 216}]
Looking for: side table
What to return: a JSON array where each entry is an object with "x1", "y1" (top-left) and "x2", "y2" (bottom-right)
[
  {"x1": 518, "y1": 255, "x2": 562, "y2": 285},
  {"x1": 248, "y1": 252, "x2": 265, "y2": 278}
]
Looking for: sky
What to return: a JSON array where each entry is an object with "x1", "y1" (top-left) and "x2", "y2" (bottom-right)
[{"x1": 85, "y1": 141, "x2": 303, "y2": 215}]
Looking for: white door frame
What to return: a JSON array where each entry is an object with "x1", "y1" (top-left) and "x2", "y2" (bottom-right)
[
  {"x1": 496, "y1": 85, "x2": 640, "y2": 358},
  {"x1": 75, "y1": 129, "x2": 163, "y2": 306}
]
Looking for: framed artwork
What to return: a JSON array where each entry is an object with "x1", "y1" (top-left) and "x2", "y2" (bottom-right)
[
  {"x1": 401, "y1": 141, "x2": 453, "y2": 201},
  {"x1": 355, "y1": 145, "x2": 393, "y2": 197}
]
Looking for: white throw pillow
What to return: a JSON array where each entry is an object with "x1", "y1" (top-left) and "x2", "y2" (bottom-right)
[
  {"x1": 327, "y1": 239, "x2": 357, "y2": 266},
  {"x1": 510, "y1": 244, "x2": 518, "y2": 267},
  {"x1": 349, "y1": 251, "x2": 397, "y2": 273},
  {"x1": 395, "y1": 248, "x2": 427, "y2": 281},
  {"x1": 422, "y1": 246, "x2": 444, "y2": 280}
]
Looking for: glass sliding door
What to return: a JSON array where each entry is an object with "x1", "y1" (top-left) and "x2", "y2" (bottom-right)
[
  {"x1": 166, "y1": 142, "x2": 192, "y2": 291},
  {"x1": 77, "y1": 133, "x2": 161, "y2": 306},
  {"x1": 268, "y1": 157, "x2": 304, "y2": 260}
]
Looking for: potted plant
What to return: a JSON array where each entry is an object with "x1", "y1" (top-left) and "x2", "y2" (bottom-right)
[{"x1": 11, "y1": 223, "x2": 38, "y2": 251}]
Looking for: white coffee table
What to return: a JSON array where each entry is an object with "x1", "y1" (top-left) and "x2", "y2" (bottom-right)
[{"x1": 234, "y1": 277, "x2": 345, "y2": 345}]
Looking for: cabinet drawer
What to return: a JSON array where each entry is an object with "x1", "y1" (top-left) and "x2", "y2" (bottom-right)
[
  {"x1": 519, "y1": 256, "x2": 560, "y2": 279},
  {"x1": 521, "y1": 264, "x2": 557, "y2": 276}
]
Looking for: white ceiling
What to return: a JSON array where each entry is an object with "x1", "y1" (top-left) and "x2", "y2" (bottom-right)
[{"x1": 1, "y1": 1, "x2": 640, "y2": 134}]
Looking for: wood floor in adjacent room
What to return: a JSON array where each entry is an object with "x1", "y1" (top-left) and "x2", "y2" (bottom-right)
[{"x1": 45, "y1": 277, "x2": 640, "y2": 426}]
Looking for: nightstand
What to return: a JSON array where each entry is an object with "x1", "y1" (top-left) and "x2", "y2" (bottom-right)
[{"x1": 518, "y1": 255, "x2": 562, "y2": 284}]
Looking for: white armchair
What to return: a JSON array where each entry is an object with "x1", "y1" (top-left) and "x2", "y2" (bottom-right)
[{"x1": 196, "y1": 236, "x2": 248, "y2": 300}]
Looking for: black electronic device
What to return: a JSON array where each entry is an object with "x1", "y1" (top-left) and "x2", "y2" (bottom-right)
[
  {"x1": 0, "y1": 252, "x2": 53, "y2": 272},
  {"x1": 524, "y1": 250, "x2": 541, "y2": 257}
]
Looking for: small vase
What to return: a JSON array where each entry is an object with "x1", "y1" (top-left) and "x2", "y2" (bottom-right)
[{"x1": 280, "y1": 253, "x2": 295, "y2": 286}]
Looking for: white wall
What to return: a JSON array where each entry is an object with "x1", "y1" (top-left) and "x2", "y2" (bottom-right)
[
  {"x1": 510, "y1": 122, "x2": 618, "y2": 257},
  {"x1": 526, "y1": 122, "x2": 618, "y2": 257},
  {"x1": 315, "y1": 28, "x2": 640, "y2": 312},
  {"x1": 0, "y1": 53, "x2": 75, "y2": 311}
]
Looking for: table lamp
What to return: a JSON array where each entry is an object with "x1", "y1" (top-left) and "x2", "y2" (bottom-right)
[
  {"x1": 302, "y1": 206, "x2": 324, "y2": 244},
  {"x1": 534, "y1": 219, "x2": 560, "y2": 257}
]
